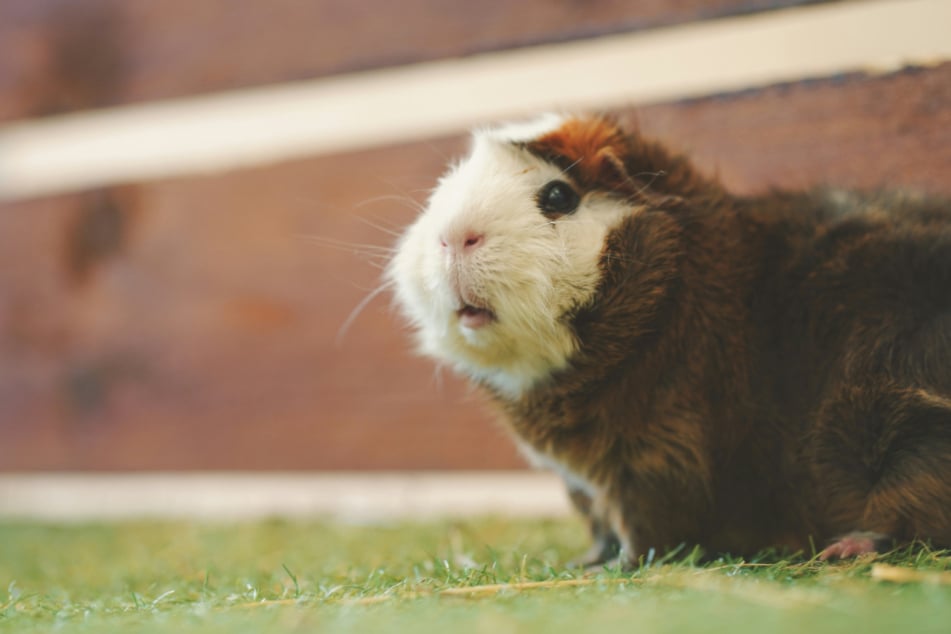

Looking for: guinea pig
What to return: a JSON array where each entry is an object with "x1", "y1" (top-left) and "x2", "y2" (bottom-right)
[{"x1": 388, "y1": 113, "x2": 951, "y2": 566}]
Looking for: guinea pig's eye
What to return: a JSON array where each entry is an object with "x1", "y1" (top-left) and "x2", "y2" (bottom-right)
[{"x1": 537, "y1": 180, "x2": 580, "y2": 216}]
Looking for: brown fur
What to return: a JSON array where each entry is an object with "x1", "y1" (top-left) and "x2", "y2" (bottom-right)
[{"x1": 493, "y1": 116, "x2": 951, "y2": 564}]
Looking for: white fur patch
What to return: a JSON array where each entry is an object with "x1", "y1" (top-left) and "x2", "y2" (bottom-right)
[
  {"x1": 516, "y1": 439, "x2": 600, "y2": 499},
  {"x1": 388, "y1": 116, "x2": 633, "y2": 399},
  {"x1": 481, "y1": 113, "x2": 567, "y2": 144}
]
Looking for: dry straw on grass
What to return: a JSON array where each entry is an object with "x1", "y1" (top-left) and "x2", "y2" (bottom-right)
[{"x1": 871, "y1": 564, "x2": 951, "y2": 585}]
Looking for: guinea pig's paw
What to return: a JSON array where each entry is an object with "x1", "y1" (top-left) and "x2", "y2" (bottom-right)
[
  {"x1": 582, "y1": 556, "x2": 624, "y2": 574},
  {"x1": 818, "y1": 531, "x2": 890, "y2": 561},
  {"x1": 578, "y1": 552, "x2": 637, "y2": 574},
  {"x1": 567, "y1": 537, "x2": 622, "y2": 570}
]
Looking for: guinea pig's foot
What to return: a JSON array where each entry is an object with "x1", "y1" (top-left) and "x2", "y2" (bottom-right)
[
  {"x1": 581, "y1": 554, "x2": 636, "y2": 574},
  {"x1": 567, "y1": 536, "x2": 622, "y2": 570},
  {"x1": 818, "y1": 531, "x2": 889, "y2": 561}
]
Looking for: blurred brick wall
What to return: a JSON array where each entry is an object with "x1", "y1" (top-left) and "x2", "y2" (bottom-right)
[
  {"x1": 2, "y1": 1, "x2": 950, "y2": 470},
  {"x1": 0, "y1": 0, "x2": 816, "y2": 121}
]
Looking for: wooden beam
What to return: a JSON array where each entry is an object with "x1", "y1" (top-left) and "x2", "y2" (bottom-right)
[{"x1": 2, "y1": 0, "x2": 950, "y2": 201}]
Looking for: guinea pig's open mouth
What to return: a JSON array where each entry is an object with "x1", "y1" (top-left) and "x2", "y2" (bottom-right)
[{"x1": 457, "y1": 304, "x2": 497, "y2": 329}]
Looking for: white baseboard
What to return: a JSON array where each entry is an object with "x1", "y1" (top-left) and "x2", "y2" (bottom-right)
[{"x1": 0, "y1": 472, "x2": 572, "y2": 522}]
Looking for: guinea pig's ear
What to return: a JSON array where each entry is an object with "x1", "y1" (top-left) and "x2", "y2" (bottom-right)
[
  {"x1": 523, "y1": 116, "x2": 644, "y2": 197},
  {"x1": 591, "y1": 146, "x2": 635, "y2": 194}
]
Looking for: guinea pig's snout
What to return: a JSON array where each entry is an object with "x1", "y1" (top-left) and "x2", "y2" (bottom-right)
[
  {"x1": 435, "y1": 225, "x2": 499, "y2": 330},
  {"x1": 439, "y1": 228, "x2": 485, "y2": 257}
]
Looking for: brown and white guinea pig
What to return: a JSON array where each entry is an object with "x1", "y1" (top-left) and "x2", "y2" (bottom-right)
[{"x1": 388, "y1": 113, "x2": 951, "y2": 566}]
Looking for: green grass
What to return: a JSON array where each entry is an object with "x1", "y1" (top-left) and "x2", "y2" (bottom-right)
[{"x1": 1, "y1": 517, "x2": 950, "y2": 633}]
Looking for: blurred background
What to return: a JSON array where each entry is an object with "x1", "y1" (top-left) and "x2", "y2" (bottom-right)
[{"x1": 0, "y1": 0, "x2": 949, "y2": 493}]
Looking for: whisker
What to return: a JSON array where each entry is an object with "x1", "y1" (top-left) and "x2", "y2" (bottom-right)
[
  {"x1": 559, "y1": 156, "x2": 584, "y2": 179},
  {"x1": 424, "y1": 141, "x2": 453, "y2": 164},
  {"x1": 297, "y1": 234, "x2": 396, "y2": 256},
  {"x1": 336, "y1": 280, "x2": 395, "y2": 346},
  {"x1": 354, "y1": 193, "x2": 426, "y2": 214},
  {"x1": 353, "y1": 215, "x2": 404, "y2": 239},
  {"x1": 601, "y1": 252, "x2": 647, "y2": 267},
  {"x1": 631, "y1": 170, "x2": 666, "y2": 199},
  {"x1": 357, "y1": 212, "x2": 410, "y2": 232},
  {"x1": 431, "y1": 363, "x2": 446, "y2": 393}
]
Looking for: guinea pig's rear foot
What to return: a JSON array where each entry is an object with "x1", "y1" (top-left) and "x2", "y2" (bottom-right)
[
  {"x1": 812, "y1": 383, "x2": 951, "y2": 561},
  {"x1": 818, "y1": 531, "x2": 890, "y2": 561}
]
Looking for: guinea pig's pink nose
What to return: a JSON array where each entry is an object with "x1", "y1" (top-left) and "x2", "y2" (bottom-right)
[{"x1": 440, "y1": 230, "x2": 485, "y2": 255}]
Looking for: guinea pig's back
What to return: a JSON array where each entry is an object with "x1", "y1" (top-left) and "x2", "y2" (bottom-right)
[{"x1": 766, "y1": 191, "x2": 951, "y2": 404}]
